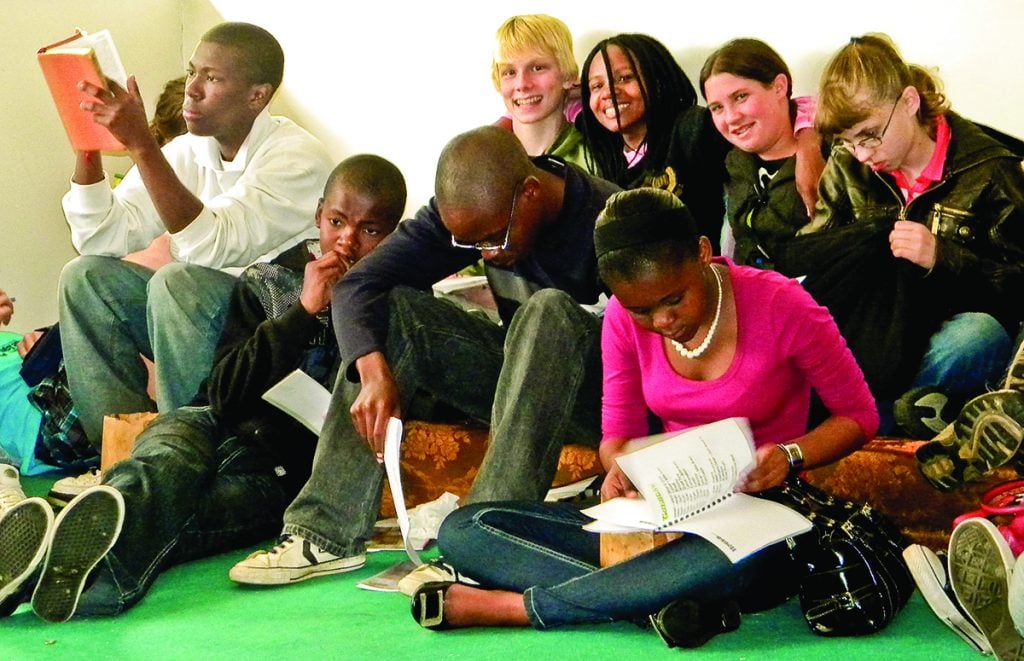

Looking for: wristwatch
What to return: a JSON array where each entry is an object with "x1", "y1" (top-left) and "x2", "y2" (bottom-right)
[{"x1": 776, "y1": 443, "x2": 805, "y2": 472}]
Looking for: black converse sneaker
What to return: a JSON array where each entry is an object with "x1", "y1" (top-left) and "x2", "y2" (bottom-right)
[
  {"x1": 0, "y1": 464, "x2": 54, "y2": 617},
  {"x1": 31, "y1": 485, "x2": 124, "y2": 623}
]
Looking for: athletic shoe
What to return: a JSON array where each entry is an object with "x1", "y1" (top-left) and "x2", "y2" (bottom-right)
[
  {"x1": 0, "y1": 476, "x2": 54, "y2": 618},
  {"x1": 228, "y1": 534, "x2": 365, "y2": 585},
  {"x1": 1010, "y1": 552, "x2": 1024, "y2": 638},
  {"x1": 902, "y1": 544, "x2": 992, "y2": 653},
  {"x1": 46, "y1": 467, "x2": 102, "y2": 508},
  {"x1": 397, "y1": 558, "x2": 478, "y2": 597},
  {"x1": 1004, "y1": 337, "x2": 1024, "y2": 392},
  {"x1": 895, "y1": 386, "x2": 963, "y2": 440},
  {"x1": 31, "y1": 485, "x2": 124, "y2": 623},
  {"x1": 949, "y1": 518, "x2": 1024, "y2": 660},
  {"x1": 917, "y1": 390, "x2": 1024, "y2": 491},
  {"x1": 649, "y1": 598, "x2": 741, "y2": 648}
]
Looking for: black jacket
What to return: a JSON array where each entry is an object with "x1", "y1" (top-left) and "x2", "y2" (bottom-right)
[
  {"x1": 333, "y1": 156, "x2": 621, "y2": 372},
  {"x1": 198, "y1": 241, "x2": 338, "y2": 491}
]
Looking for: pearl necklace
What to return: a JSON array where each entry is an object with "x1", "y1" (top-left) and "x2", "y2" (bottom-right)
[{"x1": 670, "y1": 265, "x2": 723, "y2": 360}]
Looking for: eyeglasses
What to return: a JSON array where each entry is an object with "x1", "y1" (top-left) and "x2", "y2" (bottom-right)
[
  {"x1": 450, "y1": 181, "x2": 522, "y2": 251},
  {"x1": 836, "y1": 94, "x2": 902, "y2": 153}
]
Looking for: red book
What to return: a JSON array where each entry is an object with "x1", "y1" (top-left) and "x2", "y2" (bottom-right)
[{"x1": 38, "y1": 29, "x2": 128, "y2": 152}]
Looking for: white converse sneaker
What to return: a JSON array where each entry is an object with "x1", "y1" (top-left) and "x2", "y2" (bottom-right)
[
  {"x1": 0, "y1": 464, "x2": 28, "y2": 513},
  {"x1": 229, "y1": 534, "x2": 365, "y2": 585},
  {"x1": 47, "y1": 467, "x2": 102, "y2": 508},
  {"x1": 1, "y1": 464, "x2": 54, "y2": 617},
  {"x1": 949, "y1": 518, "x2": 1024, "y2": 660},
  {"x1": 903, "y1": 544, "x2": 991, "y2": 654}
]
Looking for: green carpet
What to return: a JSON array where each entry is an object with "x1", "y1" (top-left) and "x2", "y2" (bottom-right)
[{"x1": 4, "y1": 477, "x2": 977, "y2": 660}]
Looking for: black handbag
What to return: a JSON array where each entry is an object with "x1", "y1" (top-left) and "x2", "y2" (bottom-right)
[{"x1": 762, "y1": 476, "x2": 914, "y2": 636}]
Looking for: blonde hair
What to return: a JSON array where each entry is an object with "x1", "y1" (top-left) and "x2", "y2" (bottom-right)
[
  {"x1": 816, "y1": 33, "x2": 949, "y2": 139},
  {"x1": 491, "y1": 14, "x2": 578, "y2": 91}
]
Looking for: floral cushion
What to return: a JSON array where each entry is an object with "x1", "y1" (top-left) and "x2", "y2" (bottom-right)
[
  {"x1": 378, "y1": 420, "x2": 602, "y2": 518},
  {"x1": 804, "y1": 438, "x2": 1019, "y2": 550}
]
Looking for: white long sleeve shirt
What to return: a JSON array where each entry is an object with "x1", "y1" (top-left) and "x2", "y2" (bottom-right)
[{"x1": 62, "y1": 109, "x2": 333, "y2": 275}]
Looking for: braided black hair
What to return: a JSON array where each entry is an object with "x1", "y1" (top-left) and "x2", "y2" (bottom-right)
[{"x1": 580, "y1": 34, "x2": 697, "y2": 185}]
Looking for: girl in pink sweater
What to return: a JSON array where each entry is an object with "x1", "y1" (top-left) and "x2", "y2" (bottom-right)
[{"x1": 415, "y1": 188, "x2": 878, "y2": 647}]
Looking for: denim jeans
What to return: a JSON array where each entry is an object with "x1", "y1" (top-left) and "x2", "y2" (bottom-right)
[
  {"x1": 282, "y1": 286, "x2": 603, "y2": 557},
  {"x1": 438, "y1": 501, "x2": 792, "y2": 629},
  {"x1": 79, "y1": 406, "x2": 294, "y2": 614},
  {"x1": 878, "y1": 312, "x2": 1012, "y2": 433},
  {"x1": 59, "y1": 256, "x2": 236, "y2": 446}
]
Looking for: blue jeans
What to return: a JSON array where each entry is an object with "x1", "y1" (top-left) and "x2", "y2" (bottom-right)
[
  {"x1": 79, "y1": 407, "x2": 294, "y2": 614},
  {"x1": 438, "y1": 501, "x2": 793, "y2": 629},
  {"x1": 878, "y1": 312, "x2": 1012, "y2": 433},
  {"x1": 282, "y1": 287, "x2": 603, "y2": 557},
  {"x1": 58, "y1": 256, "x2": 236, "y2": 446}
]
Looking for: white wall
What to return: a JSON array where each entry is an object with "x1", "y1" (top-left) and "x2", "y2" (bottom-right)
[
  {"x1": 4, "y1": 0, "x2": 1023, "y2": 332},
  {"x1": 0, "y1": 0, "x2": 191, "y2": 332},
  {"x1": 205, "y1": 0, "x2": 1024, "y2": 209}
]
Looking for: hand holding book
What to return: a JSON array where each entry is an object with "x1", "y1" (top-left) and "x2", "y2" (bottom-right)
[
  {"x1": 38, "y1": 28, "x2": 130, "y2": 152},
  {"x1": 582, "y1": 418, "x2": 812, "y2": 562}
]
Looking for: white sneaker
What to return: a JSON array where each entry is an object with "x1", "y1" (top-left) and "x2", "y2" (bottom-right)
[
  {"x1": 0, "y1": 464, "x2": 54, "y2": 616},
  {"x1": 229, "y1": 535, "x2": 365, "y2": 585},
  {"x1": 1010, "y1": 552, "x2": 1024, "y2": 638},
  {"x1": 0, "y1": 464, "x2": 27, "y2": 514},
  {"x1": 397, "y1": 558, "x2": 478, "y2": 597},
  {"x1": 903, "y1": 544, "x2": 992, "y2": 654},
  {"x1": 949, "y1": 518, "x2": 1024, "y2": 660},
  {"x1": 47, "y1": 467, "x2": 102, "y2": 508}
]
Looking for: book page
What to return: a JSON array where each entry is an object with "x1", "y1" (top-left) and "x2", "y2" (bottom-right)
[
  {"x1": 75, "y1": 30, "x2": 128, "y2": 89},
  {"x1": 664, "y1": 493, "x2": 811, "y2": 562},
  {"x1": 614, "y1": 417, "x2": 755, "y2": 527},
  {"x1": 260, "y1": 369, "x2": 331, "y2": 435}
]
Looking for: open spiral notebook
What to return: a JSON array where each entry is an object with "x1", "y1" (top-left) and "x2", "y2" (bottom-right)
[{"x1": 581, "y1": 417, "x2": 812, "y2": 562}]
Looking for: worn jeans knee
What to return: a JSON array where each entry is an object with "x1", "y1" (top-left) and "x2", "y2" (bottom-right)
[
  {"x1": 146, "y1": 263, "x2": 235, "y2": 410},
  {"x1": 913, "y1": 312, "x2": 1012, "y2": 396}
]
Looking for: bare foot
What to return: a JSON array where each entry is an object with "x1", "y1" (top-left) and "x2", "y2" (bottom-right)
[{"x1": 441, "y1": 584, "x2": 531, "y2": 628}]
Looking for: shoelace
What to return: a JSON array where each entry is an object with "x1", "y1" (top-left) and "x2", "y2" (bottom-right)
[{"x1": 269, "y1": 535, "x2": 297, "y2": 555}]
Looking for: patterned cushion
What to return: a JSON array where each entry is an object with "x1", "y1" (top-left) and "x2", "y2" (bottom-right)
[
  {"x1": 804, "y1": 438, "x2": 1019, "y2": 550},
  {"x1": 378, "y1": 420, "x2": 602, "y2": 518}
]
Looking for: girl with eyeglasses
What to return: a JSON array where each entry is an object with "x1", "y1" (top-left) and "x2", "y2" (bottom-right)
[{"x1": 794, "y1": 33, "x2": 1024, "y2": 443}]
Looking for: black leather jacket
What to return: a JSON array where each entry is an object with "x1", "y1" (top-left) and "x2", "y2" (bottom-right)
[{"x1": 802, "y1": 112, "x2": 1024, "y2": 331}]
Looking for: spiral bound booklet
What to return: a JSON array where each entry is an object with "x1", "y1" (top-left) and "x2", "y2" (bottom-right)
[{"x1": 581, "y1": 417, "x2": 812, "y2": 562}]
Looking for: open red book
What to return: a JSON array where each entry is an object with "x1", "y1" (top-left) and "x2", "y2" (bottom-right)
[{"x1": 38, "y1": 29, "x2": 128, "y2": 152}]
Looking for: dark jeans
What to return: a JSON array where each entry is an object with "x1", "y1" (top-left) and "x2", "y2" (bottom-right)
[
  {"x1": 81, "y1": 407, "x2": 294, "y2": 614},
  {"x1": 282, "y1": 286, "x2": 603, "y2": 557},
  {"x1": 438, "y1": 501, "x2": 793, "y2": 630}
]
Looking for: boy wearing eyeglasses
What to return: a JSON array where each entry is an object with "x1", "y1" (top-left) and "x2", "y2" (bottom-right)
[{"x1": 231, "y1": 125, "x2": 620, "y2": 586}]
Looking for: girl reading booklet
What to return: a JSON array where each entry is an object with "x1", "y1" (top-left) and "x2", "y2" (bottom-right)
[{"x1": 410, "y1": 188, "x2": 878, "y2": 647}]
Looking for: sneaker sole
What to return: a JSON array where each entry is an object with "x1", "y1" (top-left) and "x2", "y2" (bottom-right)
[
  {"x1": 1004, "y1": 338, "x2": 1024, "y2": 391},
  {"x1": 895, "y1": 387, "x2": 958, "y2": 439},
  {"x1": 955, "y1": 390, "x2": 1024, "y2": 479},
  {"x1": 917, "y1": 391, "x2": 1024, "y2": 490},
  {"x1": 31, "y1": 486, "x2": 124, "y2": 623},
  {"x1": 902, "y1": 544, "x2": 991, "y2": 653},
  {"x1": 0, "y1": 498, "x2": 54, "y2": 614},
  {"x1": 228, "y1": 555, "x2": 366, "y2": 586},
  {"x1": 949, "y1": 519, "x2": 1024, "y2": 661}
]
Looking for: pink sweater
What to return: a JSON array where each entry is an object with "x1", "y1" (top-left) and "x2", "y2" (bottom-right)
[{"x1": 601, "y1": 260, "x2": 879, "y2": 447}]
